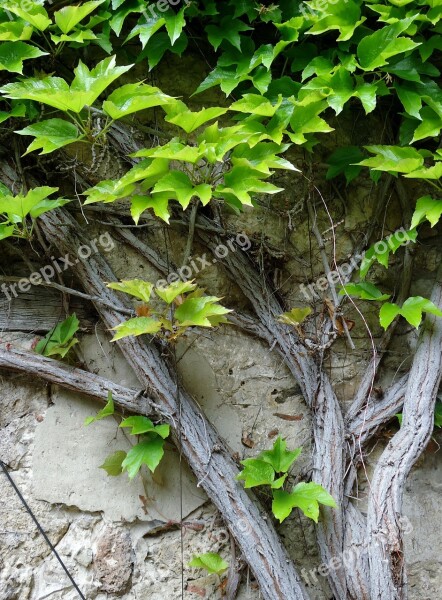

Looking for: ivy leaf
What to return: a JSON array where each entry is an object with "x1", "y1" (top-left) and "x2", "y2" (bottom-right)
[
  {"x1": 0, "y1": 102, "x2": 26, "y2": 124},
  {"x1": 16, "y1": 118, "x2": 81, "y2": 155},
  {"x1": 152, "y1": 171, "x2": 195, "y2": 209},
  {"x1": 230, "y1": 93, "x2": 282, "y2": 117},
  {"x1": 272, "y1": 482, "x2": 337, "y2": 523},
  {"x1": 126, "y1": 14, "x2": 166, "y2": 48},
  {"x1": 278, "y1": 307, "x2": 312, "y2": 326},
  {"x1": 0, "y1": 21, "x2": 34, "y2": 42},
  {"x1": 359, "y1": 229, "x2": 417, "y2": 279},
  {"x1": 288, "y1": 100, "x2": 334, "y2": 145},
  {"x1": 120, "y1": 416, "x2": 169, "y2": 438},
  {"x1": 326, "y1": 146, "x2": 365, "y2": 183},
  {"x1": 107, "y1": 279, "x2": 154, "y2": 303},
  {"x1": 339, "y1": 282, "x2": 390, "y2": 302},
  {"x1": 231, "y1": 142, "x2": 298, "y2": 175},
  {"x1": 0, "y1": 56, "x2": 132, "y2": 113},
  {"x1": 85, "y1": 391, "x2": 115, "y2": 425},
  {"x1": 205, "y1": 16, "x2": 252, "y2": 51},
  {"x1": 411, "y1": 195, "x2": 442, "y2": 228},
  {"x1": 306, "y1": 0, "x2": 365, "y2": 42},
  {"x1": 357, "y1": 146, "x2": 425, "y2": 174},
  {"x1": 121, "y1": 434, "x2": 165, "y2": 477},
  {"x1": 131, "y1": 192, "x2": 172, "y2": 223},
  {"x1": 70, "y1": 56, "x2": 133, "y2": 110},
  {"x1": 259, "y1": 437, "x2": 302, "y2": 473},
  {"x1": 357, "y1": 19, "x2": 420, "y2": 70},
  {"x1": 155, "y1": 279, "x2": 197, "y2": 304},
  {"x1": 236, "y1": 458, "x2": 275, "y2": 488},
  {"x1": 411, "y1": 107, "x2": 442, "y2": 142},
  {"x1": 35, "y1": 314, "x2": 79, "y2": 358},
  {"x1": 164, "y1": 8, "x2": 186, "y2": 45},
  {"x1": 216, "y1": 166, "x2": 284, "y2": 207},
  {"x1": 0, "y1": 41, "x2": 47, "y2": 74},
  {"x1": 54, "y1": 0, "x2": 105, "y2": 34},
  {"x1": 0, "y1": 186, "x2": 67, "y2": 221},
  {"x1": 189, "y1": 553, "x2": 228, "y2": 575},
  {"x1": 164, "y1": 103, "x2": 228, "y2": 133},
  {"x1": 51, "y1": 30, "x2": 98, "y2": 45},
  {"x1": 110, "y1": 317, "x2": 162, "y2": 341},
  {"x1": 139, "y1": 30, "x2": 188, "y2": 71},
  {"x1": 380, "y1": 297, "x2": 442, "y2": 329},
  {"x1": 132, "y1": 139, "x2": 202, "y2": 163},
  {"x1": 403, "y1": 162, "x2": 442, "y2": 180},
  {"x1": 100, "y1": 450, "x2": 126, "y2": 476},
  {"x1": 174, "y1": 296, "x2": 231, "y2": 328},
  {"x1": 0, "y1": 224, "x2": 15, "y2": 240},
  {"x1": 2, "y1": 1, "x2": 52, "y2": 31},
  {"x1": 102, "y1": 82, "x2": 174, "y2": 119}
]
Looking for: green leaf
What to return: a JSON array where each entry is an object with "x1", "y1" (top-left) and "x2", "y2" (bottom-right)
[
  {"x1": 126, "y1": 14, "x2": 166, "y2": 48},
  {"x1": 216, "y1": 166, "x2": 284, "y2": 207},
  {"x1": 0, "y1": 223, "x2": 15, "y2": 240},
  {"x1": 435, "y1": 403, "x2": 442, "y2": 428},
  {"x1": 35, "y1": 314, "x2": 79, "y2": 358},
  {"x1": 326, "y1": 146, "x2": 365, "y2": 183},
  {"x1": 3, "y1": 1, "x2": 51, "y2": 31},
  {"x1": 305, "y1": 0, "x2": 365, "y2": 42},
  {"x1": 17, "y1": 119, "x2": 81, "y2": 155},
  {"x1": 85, "y1": 391, "x2": 115, "y2": 425},
  {"x1": 0, "y1": 41, "x2": 47, "y2": 74},
  {"x1": 120, "y1": 416, "x2": 169, "y2": 438},
  {"x1": 0, "y1": 56, "x2": 132, "y2": 113},
  {"x1": 121, "y1": 434, "x2": 165, "y2": 477},
  {"x1": 164, "y1": 103, "x2": 228, "y2": 133},
  {"x1": 50, "y1": 30, "x2": 98, "y2": 45},
  {"x1": 189, "y1": 553, "x2": 228, "y2": 575},
  {"x1": 164, "y1": 8, "x2": 185, "y2": 45},
  {"x1": 70, "y1": 56, "x2": 133, "y2": 110},
  {"x1": 272, "y1": 482, "x2": 337, "y2": 523},
  {"x1": 380, "y1": 297, "x2": 442, "y2": 329},
  {"x1": 111, "y1": 317, "x2": 162, "y2": 341},
  {"x1": 155, "y1": 279, "x2": 197, "y2": 304},
  {"x1": 357, "y1": 146, "x2": 425, "y2": 174},
  {"x1": 259, "y1": 437, "x2": 302, "y2": 473},
  {"x1": 99, "y1": 450, "x2": 126, "y2": 476},
  {"x1": 0, "y1": 186, "x2": 67, "y2": 220},
  {"x1": 236, "y1": 458, "x2": 276, "y2": 488},
  {"x1": 339, "y1": 282, "x2": 391, "y2": 301},
  {"x1": 0, "y1": 21, "x2": 33, "y2": 42},
  {"x1": 278, "y1": 307, "x2": 312, "y2": 326},
  {"x1": 357, "y1": 19, "x2": 420, "y2": 70},
  {"x1": 359, "y1": 229, "x2": 417, "y2": 279},
  {"x1": 107, "y1": 279, "x2": 154, "y2": 303},
  {"x1": 0, "y1": 102, "x2": 26, "y2": 124},
  {"x1": 174, "y1": 296, "x2": 231, "y2": 327},
  {"x1": 54, "y1": 0, "x2": 105, "y2": 34},
  {"x1": 230, "y1": 94, "x2": 282, "y2": 117},
  {"x1": 102, "y1": 82, "x2": 174, "y2": 119},
  {"x1": 411, "y1": 195, "x2": 442, "y2": 228},
  {"x1": 140, "y1": 30, "x2": 188, "y2": 71},
  {"x1": 205, "y1": 16, "x2": 252, "y2": 51},
  {"x1": 152, "y1": 171, "x2": 195, "y2": 210}
]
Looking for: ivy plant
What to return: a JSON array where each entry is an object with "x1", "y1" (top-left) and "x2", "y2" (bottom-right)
[
  {"x1": 236, "y1": 437, "x2": 337, "y2": 523},
  {"x1": 34, "y1": 313, "x2": 79, "y2": 358},
  {"x1": 85, "y1": 391, "x2": 170, "y2": 479},
  {"x1": 107, "y1": 279, "x2": 231, "y2": 341}
]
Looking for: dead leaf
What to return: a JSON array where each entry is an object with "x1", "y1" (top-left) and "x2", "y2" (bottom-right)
[
  {"x1": 241, "y1": 431, "x2": 255, "y2": 448},
  {"x1": 273, "y1": 413, "x2": 303, "y2": 421}
]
